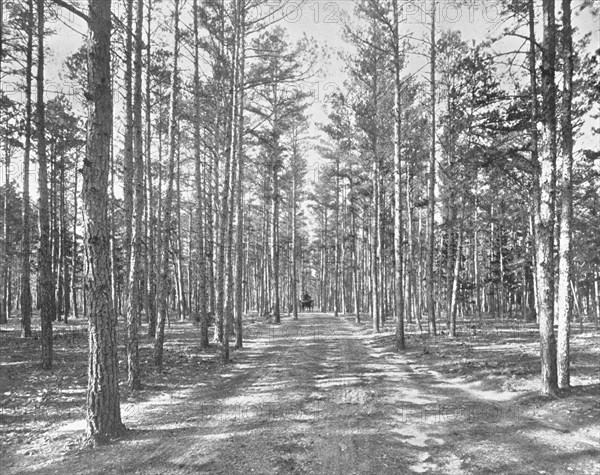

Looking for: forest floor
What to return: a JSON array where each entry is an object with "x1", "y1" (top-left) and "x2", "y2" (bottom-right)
[{"x1": 1, "y1": 312, "x2": 599, "y2": 474}]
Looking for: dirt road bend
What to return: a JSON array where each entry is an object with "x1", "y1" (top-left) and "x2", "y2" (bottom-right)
[{"x1": 17, "y1": 314, "x2": 599, "y2": 474}]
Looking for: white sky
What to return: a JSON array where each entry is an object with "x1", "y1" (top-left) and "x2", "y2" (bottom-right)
[
  {"x1": 3, "y1": 0, "x2": 599, "y2": 191},
  {"x1": 278, "y1": 0, "x2": 599, "y2": 174}
]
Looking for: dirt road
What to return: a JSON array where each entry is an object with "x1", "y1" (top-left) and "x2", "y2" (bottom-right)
[{"x1": 13, "y1": 313, "x2": 599, "y2": 474}]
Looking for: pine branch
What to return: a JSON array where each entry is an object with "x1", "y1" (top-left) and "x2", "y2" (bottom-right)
[{"x1": 49, "y1": 0, "x2": 90, "y2": 24}]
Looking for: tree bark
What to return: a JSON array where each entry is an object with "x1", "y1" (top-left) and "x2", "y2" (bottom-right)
[
  {"x1": 154, "y1": 0, "x2": 180, "y2": 367},
  {"x1": 353, "y1": 209, "x2": 360, "y2": 323},
  {"x1": 125, "y1": 0, "x2": 144, "y2": 391},
  {"x1": 214, "y1": 15, "x2": 235, "y2": 360},
  {"x1": 450, "y1": 202, "x2": 464, "y2": 337},
  {"x1": 1, "y1": 112, "x2": 9, "y2": 325},
  {"x1": 37, "y1": 0, "x2": 54, "y2": 368},
  {"x1": 271, "y1": 154, "x2": 281, "y2": 323},
  {"x1": 393, "y1": 0, "x2": 404, "y2": 351},
  {"x1": 84, "y1": 0, "x2": 125, "y2": 443},
  {"x1": 122, "y1": 0, "x2": 135, "y2": 319},
  {"x1": 290, "y1": 135, "x2": 299, "y2": 321},
  {"x1": 536, "y1": 0, "x2": 559, "y2": 395},
  {"x1": 594, "y1": 271, "x2": 600, "y2": 330},
  {"x1": 270, "y1": 73, "x2": 281, "y2": 324},
  {"x1": 20, "y1": 0, "x2": 34, "y2": 337},
  {"x1": 528, "y1": 0, "x2": 541, "y2": 326},
  {"x1": 72, "y1": 154, "x2": 79, "y2": 320},
  {"x1": 193, "y1": 0, "x2": 209, "y2": 348},
  {"x1": 334, "y1": 150, "x2": 340, "y2": 319},
  {"x1": 426, "y1": 0, "x2": 437, "y2": 335},
  {"x1": 145, "y1": 0, "x2": 157, "y2": 339},
  {"x1": 557, "y1": 0, "x2": 573, "y2": 389}
]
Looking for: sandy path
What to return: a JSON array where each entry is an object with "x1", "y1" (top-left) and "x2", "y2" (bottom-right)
[{"x1": 14, "y1": 313, "x2": 599, "y2": 474}]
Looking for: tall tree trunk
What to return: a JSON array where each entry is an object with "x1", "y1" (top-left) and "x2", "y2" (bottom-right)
[
  {"x1": 474, "y1": 185, "x2": 482, "y2": 320},
  {"x1": 415, "y1": 210, "x2": 424, "y2": 331},
  {"x1": 20, "y1": 0, "x2": 34, "y2": 338},
  {"x1": 352, "y1": 198, "x2": 360, "y2": 323},
  {"x1": 393, "y1": 0, "x2": 404, "y2": 350},
  {"x1": 271, "y1": 155, "x2": 281, "y2": 323},
  {"x1": 175, "y1": 151, "x2": 186, "y2": 320},
  {"x1": 37, "y1": 0, "x2": 54, "y2": 368},
  {"x1": 193, "y1": 0, "x2": 209, "y2": 348},
  {"x1": 594, "y1": 271, "x2": 600, "y2": 330},
  {"x1": 126, "y1": 0, "x2": 144, "y2": 391},
  {"x1": 341, "y1": 189, "x2": 347, "y2": 315},
  {"x1": 173, "y1": 161, "x2": 180, "y2": 319},
  {"x1": 450, "y1": 201, "x2": 464, "y2": 337},
  {"x1": 51, "y1": 147, "x2": 61, "y2": 321},
  {"x1": 223, "y1": 75, "x2": 239, "y2": 360},
  {"x1": 270, "y1": 74, "x2": 281, "y2": 324},
  {"x1": 215, "y1": 27, "x2": 235, "y2": 360},
  {"x1": 154, "y1": 0, "x2": 180, "y2": 367},
  {"x1": 334, "y1": 151, "x2": 340, "y2": 318},
  {"x1": 84, "y1": 0, "x2": 125, "y2": 443},
  {"x1": 528, "y1": 0, "x2": 540, "y2": 325},
  {"x1": 0, "y1": 0, "x2": 4, "y2": 326},
  {"x1": 122, "y1": 0, "x2": 135, "y2": 322},
  {"x1": 536, "y1": 0, "x2": 559, "y2": 395},
  {"x1": 234, "y1": 117, "x2": 246, "y2": 347},
  {"x1": 557, "y1": 0, "x2": 573, "y2": 389},
  {"x1": 426, "y1": 0, "x2": 437, "y2": 335},
  {"x1": 290, "y1": 135, "x2": 299, "y2": 321},
  {"x1": 72, "y1": 154, "x2": 79, "y2": 320},
  {"x1": 235, "y1": 0, "x2": 247, "y2": 338},
  {"x1": 1, "y1": 113, "x2": 9, "y2": 325},
  {"x1": 109, "y1": 120, "x2": 118, "y2": 321},
  {"x1": 0, "y1": 0, "x2": 3, "y2": 89},
  {"x1": 371, "y1": 50, "x2": 381, "y2": 333},
  {"x1": 406, "y1": 168, "x2": 414, "y2": 325},
  {"x1": 207, "y1": 148, "x2": 216, "y2": 322},
  {"x1": 145, "y1": 0, "x2": 157, "y2": 338},
  {"x1": 371, "y1": 165, "x2": 380, "y2": 333},
  {"x1": 61, "y1": 152, "x2": 70, "y2": 322}
]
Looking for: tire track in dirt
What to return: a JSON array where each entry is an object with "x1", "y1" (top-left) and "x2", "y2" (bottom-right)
[{"x1": 21, "y1": 313, "x2": 600, "y2": 474}]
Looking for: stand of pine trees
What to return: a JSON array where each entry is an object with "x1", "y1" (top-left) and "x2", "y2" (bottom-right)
[{"x1": 0, "y1": 0, "x2": 598, "y2": 441}]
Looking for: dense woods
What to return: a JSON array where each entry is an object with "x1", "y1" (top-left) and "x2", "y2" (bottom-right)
[{"x1": 0, "y1": 0, "x2": 598, "y2": 446}]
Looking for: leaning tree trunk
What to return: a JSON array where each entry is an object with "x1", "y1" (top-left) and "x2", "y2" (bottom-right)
[
  {"x1": 84, "y1": 0, "x2": 125, "y2": 443},
  {"x1": 557, "y1": 0, "x2": 573, "y2": 390}
]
